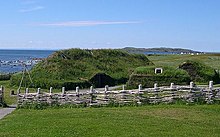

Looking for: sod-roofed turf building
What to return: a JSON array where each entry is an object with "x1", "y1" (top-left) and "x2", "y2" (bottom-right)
[
  {"x1": 10, "y1": 48, "x2": 153, "y2": 90},
  {"x1": 127, "y1": 60, "x2": 220, "y2": 88}
]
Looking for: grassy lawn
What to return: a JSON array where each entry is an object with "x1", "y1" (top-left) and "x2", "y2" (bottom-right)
[{"x1": 0, "y1": 105, "x2": 220, "y2": 137}]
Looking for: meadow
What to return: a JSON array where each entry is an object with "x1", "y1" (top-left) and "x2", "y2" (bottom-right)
[
  {"x1": 147, "y1": 54, "x2": 220, "y2": 70},
  {"x1": 0, "y1": 105, "x2": 220, "y2": 137}
]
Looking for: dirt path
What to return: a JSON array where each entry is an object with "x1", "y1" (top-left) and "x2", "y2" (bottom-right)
[{"x1": 0, "y1": 106, "x2": 16, "y2": 120}]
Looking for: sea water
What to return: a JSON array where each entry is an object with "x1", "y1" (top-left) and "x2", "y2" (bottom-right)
[{"x1": 0, "y1": 49, "x2": 55, "y2": 73}]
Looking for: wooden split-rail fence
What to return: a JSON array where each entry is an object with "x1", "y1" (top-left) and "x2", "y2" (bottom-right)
[{"x1": 14, "y1": 81, "x2": 220, "y2": 107}]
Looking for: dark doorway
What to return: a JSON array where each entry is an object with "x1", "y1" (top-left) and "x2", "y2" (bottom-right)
[{"x1": 89, "y1": 73, "x2": 115, "y2": 88}]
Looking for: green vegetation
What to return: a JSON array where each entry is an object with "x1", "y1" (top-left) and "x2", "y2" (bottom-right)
[
  {"x1": 0, "y1": 105, "x2": 220, "y2": 137},
  {"x1": 0, "y1": 73, "x2": 11, "y2": 81},
  {"x1": 9, "y1": 51, "x2": 220, "y2": 91},
  {"x1": 121, "y1": 47, "x2": 199, "y2": 54},
  {"x1": 147, "y1": 54, "x2": 220, "y2": 70},
  {"x1": 10, "y1": 49, "x2": 152, "y2": 90},
  {"x1": 179, "y1": 60, "x2": 220, "y2": 84},
  {"x1": 0, "y1": 80, "x2": 63, "y2": 106},
  {"x1": 1, "y1": 51, "x2": 220, "y2": 137},
  {"x1": 127, "y1": 66, "x2": 190, "y2": 88},
  {"x1": 127, "y1": 59, "x2": 220, "y2": 88},
  {"x1": 0, "y1": 80, "x2": 17, "y2": 105},
  {"x1": 134, "y1": 66, "x2": 187, "y2": 76},
  {"x1": 147, "y1": 54, "x2": 220, "y2": 84}
]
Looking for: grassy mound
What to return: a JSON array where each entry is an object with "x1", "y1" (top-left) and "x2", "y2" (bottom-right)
[
  {"x1": 127, "y1": 66, "x2": 190, "y2": 88},
  {"x1": 179, "y1": 60, "x2": 220, "y2": 84},
  {"x1": 10, "y1": 49, "x2": 152, "y2": 89},
  {"x1": 127, "y1": 60, "x2": 220, "y2": 88}
]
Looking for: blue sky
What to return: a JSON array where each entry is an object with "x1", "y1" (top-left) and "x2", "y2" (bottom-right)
[{"x1": 0, "y1": 0, "x2": 220, "y2": 51}]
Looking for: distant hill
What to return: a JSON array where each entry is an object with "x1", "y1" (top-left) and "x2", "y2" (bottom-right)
[
  {"x1": 10, "y1": 48, "x2": 153, "y2": 89},
  {"x1": 121, "y1": 47, "x2": 201, "y2": 54}
]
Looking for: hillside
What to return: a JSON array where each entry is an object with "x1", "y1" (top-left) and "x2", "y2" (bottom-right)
[
  {"x1": 10, "y1": 49, "x2": 152, "y2": 89},
  {"x1": 121, "y1": 47, "x2": 201, "y2": 54}
]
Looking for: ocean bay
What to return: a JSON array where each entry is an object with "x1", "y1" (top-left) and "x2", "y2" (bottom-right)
[{"x1": 0, "y1": 49, "x2": 54, "y2": 73}]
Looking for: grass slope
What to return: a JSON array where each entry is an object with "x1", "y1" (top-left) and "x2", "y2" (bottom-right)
[
  {"x1": 10, "y1": 49, "x2": 152, "y2": 89},
  {"x1": 0, "y1": 105, "x2": 220, "y2": 137}
]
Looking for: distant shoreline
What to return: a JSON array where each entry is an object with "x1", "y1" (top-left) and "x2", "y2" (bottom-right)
[
  {"x1": 0, "y1": 48, "x2": 219, "y2": 54},
  {"x1": 0, "y1": 49, "x2": 57, "y2": 51},
  {"x1": 0, "y1": 50, "x2": 54, "y2": 73}
]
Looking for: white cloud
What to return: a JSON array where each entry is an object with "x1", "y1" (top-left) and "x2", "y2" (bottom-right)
[
  {"x1": 35, "y1": 21, "x2": 142, "y2": 27},
  {"x1": 19, "y1": 6, "x2": 44, "y2": 13},
  {"x1": 21, "y1": 0, "x2": 36, "y2": 5}
]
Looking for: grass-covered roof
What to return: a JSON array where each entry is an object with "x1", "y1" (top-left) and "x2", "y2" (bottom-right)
[
  {"x1": 179, "y1": 60, "x2": 220, "y2": 84},
  {"x1": 11, "y1": 48, "x2": 153, "y2": 89}
]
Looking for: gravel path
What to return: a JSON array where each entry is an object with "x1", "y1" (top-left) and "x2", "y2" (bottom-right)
[{"x1": 0, "y1": 106, "x2": 16, "y2": 120}]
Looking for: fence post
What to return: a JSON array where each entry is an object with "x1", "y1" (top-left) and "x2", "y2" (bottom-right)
[
  {"x1": 190, "y1": 82, "x2": 194, "y2": 89},
  {"x1": 25, "y1": 88, "x2": 29, "y2": 94},
  {"x1": 170, "y1": 83, "x2": 174, "y2": 89},
  {"x1": 49, "y1": 87, "x2": 53, "y2": 95},
  {"x1": 209, "y1": 81, "x2": 213, "y2": 90},
  {"x1": 122, "y1": 85, "x2": 125, "y2": 91},
  {"x1": 37, "y1": 88, "x2": 41, "y2": 94},
  {"x1": 154, "y1": 83, "x2": 158, "y2": 89},
  {"x1": 62, "y1": 87, "x2": 65, "y2": 96},
  {"x1": 76, "y1": 86, "x2": 79, "y2": 96},
  {"x1": 138, "y1": 84, "x2": 142, "y2": 92}
]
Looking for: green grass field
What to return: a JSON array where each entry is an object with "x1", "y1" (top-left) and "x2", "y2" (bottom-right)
[
  {"x1": 148, "y1": 54, "x2": 220, "y2": 70},
  {"x1": 0, "y1": 105, "x2": 220, "y2": 137}
]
